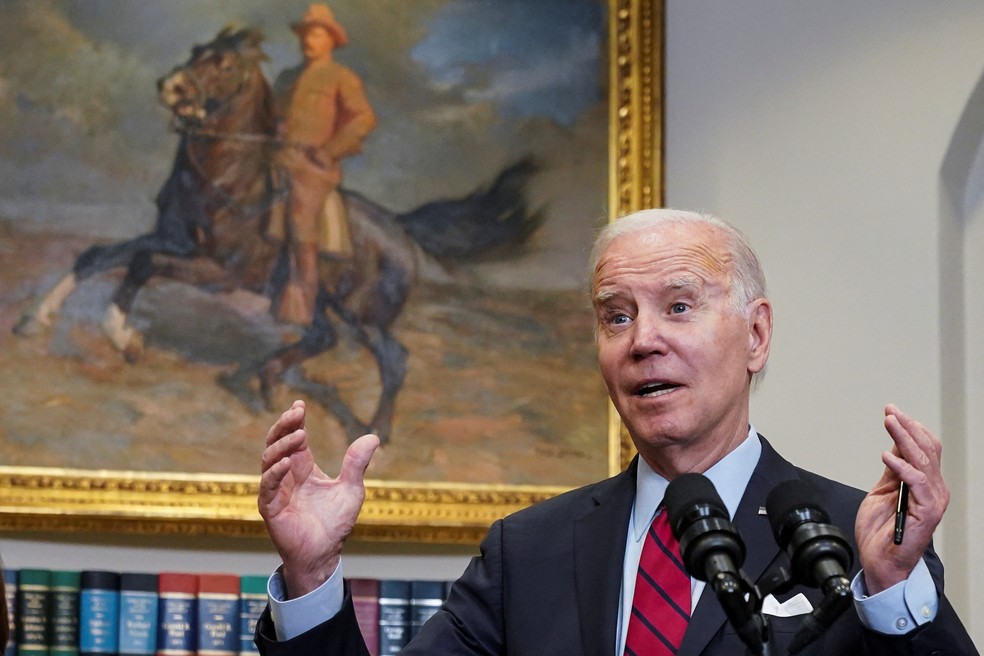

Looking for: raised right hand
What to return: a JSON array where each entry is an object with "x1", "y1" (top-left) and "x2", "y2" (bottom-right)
[{"x1": 258, "y1": 400, "x2": 379, "y2": 598}]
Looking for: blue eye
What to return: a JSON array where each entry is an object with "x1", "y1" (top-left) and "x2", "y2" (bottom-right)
[
  {"x1": 670, "y1": 303, "x2": 689, "y2": 314},
  {"x1": 611, "y1": 314, "x2": 630, "y2": 325}
]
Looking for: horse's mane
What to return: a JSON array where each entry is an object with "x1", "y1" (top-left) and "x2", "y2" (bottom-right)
[
  {"x1": 185, "y1": 25, "x2": 276, "y2": 139},
  {"x1": 194, "y1": 25, "x2": 268, "y2": 64}
]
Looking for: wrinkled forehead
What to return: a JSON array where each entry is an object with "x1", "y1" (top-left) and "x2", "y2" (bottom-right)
[{"x1": 591, "y1": 223, "x2": 734, "y2": 294}]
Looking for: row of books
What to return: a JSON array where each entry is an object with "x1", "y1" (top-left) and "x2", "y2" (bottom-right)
[
  {"x1": 3, "y1": 568, "x2": 267, "y2": 656},
  {"x1": 2, "y1": 569, "x2": 453, "y2": 656},
  {"x1": 349, "y1": 578, "x2": 453, "y2": 656}
]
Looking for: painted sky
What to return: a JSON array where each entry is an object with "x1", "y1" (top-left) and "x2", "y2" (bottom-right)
[{"x1": 411, "y1": 0, "x2": 605, "y2": 126}]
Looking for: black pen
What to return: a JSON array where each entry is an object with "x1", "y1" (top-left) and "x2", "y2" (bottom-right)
[{"x1": 893, "y1": 481, "x2": 909, "y2": 545}]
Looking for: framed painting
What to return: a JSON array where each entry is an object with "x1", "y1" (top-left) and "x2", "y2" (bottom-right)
[{"x1": 0, "y1": 0, "x2": 662, "y2": 543}]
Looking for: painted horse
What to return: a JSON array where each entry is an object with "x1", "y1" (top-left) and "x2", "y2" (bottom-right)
[{"x1": 13, "y1": 27, "x2": 541, "y2": 443}]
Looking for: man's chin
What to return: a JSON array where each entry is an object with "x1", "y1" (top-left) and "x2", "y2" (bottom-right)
[
  {"x1": 626, "y1": 422, "x2": 688, "y2": 452},
  {"x1": 619, "y1": 401, "x2": 683, "y2": 438}
]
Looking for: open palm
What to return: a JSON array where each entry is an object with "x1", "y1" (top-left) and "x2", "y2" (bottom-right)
[{"x1": 259, "y1": 400, "x2": 379, "y2": 598}]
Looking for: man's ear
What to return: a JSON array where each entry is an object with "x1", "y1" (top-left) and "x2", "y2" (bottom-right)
[{"x1": 747, "y1": 298, "x2": 772, "y2": 374}]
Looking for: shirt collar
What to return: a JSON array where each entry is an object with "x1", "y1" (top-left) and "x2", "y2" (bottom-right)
[{"x1": 631, "y1": 425, "x2": 763, "y2": 541}]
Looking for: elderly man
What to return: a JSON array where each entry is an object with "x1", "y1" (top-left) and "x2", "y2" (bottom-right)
[
  {"x1": 270, "y1": 3, "x2": 377, "y2": 326},
  {"x1": 254, "y1": 209, "x2": 977, "y2": 654}
]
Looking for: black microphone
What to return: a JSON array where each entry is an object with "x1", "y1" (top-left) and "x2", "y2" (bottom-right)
[
  {"x1": 664, "y1": 473, "x2": 745, "y2": 584},
  {"x1": 665, "y1": 473, "x2": 770, "y2": 656},
  {"x1": 766, "y1": 479, "x2": 854, "y2": 653}
]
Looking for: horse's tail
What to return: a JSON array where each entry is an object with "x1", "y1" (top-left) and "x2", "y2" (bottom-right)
[{"x1": 394, "y1": 156, "x2": 544, "y2": 260}]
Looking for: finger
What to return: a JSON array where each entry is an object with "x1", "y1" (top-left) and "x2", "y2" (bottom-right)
[
  {"x1": 882, "y1": 445, "x2": 949, "y2": 517},
  {"x1": 869, "y1": 463, "x2": 902, "y2": 494},
  {"x1": 258, "y1": 456, "x2": 291, "y2": 514},
  {"x1": 886, "y1": 405, "x2": 942, "y2": 464},
  {"x1": 266, "y1": 400, "x2": 306, "y2": 447},
  {"x1": 884, "y1": 411, "x2": 926, "y2": 468},
  {"x1": 261, "y1": 427, "x2": 307, "y2": 473},
  {"x1": 259, "y1": 456, "x2": 290, "y2": 496},
  {"x1": 884, "y1": 410, "x2": 940, "y2": 477},
  {"x1": 337, "y1": 434, "x2": 380, "y2": 487},
  {"x1": 881, "y1": 449, "x2": 927, "y2": 487}
]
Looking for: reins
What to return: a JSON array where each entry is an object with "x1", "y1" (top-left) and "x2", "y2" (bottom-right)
[
  {"x1": 173, "y1": 119, "x2": 288, "y2": 224},
  {"x1": 171, "y1": 121, "x2": 281, "y2": 145}
]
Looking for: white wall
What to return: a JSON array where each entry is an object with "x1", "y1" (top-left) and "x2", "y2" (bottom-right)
[
  {"x1": 664, "y1": 0, "x2": 984, "y2": 645},
  {"x1": 940, "y1": 57, "x2": 984, "y2": 649},
  {"x1": 3, "y1": 0, "x2": 982, "y2": 647}
]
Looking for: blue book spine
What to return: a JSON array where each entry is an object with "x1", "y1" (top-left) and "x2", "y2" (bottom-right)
[
  {"x1": 377, "y1": 580, "x2": 410, "y2": 655},
  {"x1": 4, "y1": 568, "x2": 18, "y2": 656},
  {"x1": 196, "y1": 574, "x2": 238, "y2": 656},
  {"x1": 79, "y1": 571, "x2": 120, "y2": 656},
  {"x1": 118, "y1": 573, "x2": 158, "y2": 656},
  {"x1": 156, "y1": 573, "x2": 197, "y2": 656}
]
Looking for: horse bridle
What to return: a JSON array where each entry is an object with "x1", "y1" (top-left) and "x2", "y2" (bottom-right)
[
  {"x1": 163, "y1": 50, "x2": 321, "y2": 223},
  {"x1": 170, "y1": 115, "x2": 288, "y2": 224}
]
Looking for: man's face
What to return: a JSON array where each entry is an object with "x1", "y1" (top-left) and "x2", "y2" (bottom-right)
[
  {"x1": 300, "y1": 26, "x2": 335, "y2": 61},
  {"x1": 592, "y1": 222, "x2": 771, "y2": 467}
]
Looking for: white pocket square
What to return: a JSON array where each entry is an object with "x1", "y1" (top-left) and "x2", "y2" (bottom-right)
[{"x1": 761, "y1": 593, "x2": 814, "y2": 617}]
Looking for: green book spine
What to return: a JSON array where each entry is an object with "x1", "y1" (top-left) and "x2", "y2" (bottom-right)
[
  {"x1": 237, "y1": 575, "x2": 266, "y2": 655},
  {"x1": 16, "y1": 568, "x2": 52, "y2": 656},
  {"x1": 50, "y1": 571, "x2": 81, "y2": 656}
]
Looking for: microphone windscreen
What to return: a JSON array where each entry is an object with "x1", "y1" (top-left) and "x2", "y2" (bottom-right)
[
  {"x1": 664, "y1": 473, "x2": 728, "y2": 537},
  {"x1": 765, "y1": 479, "x2": 830, "y2": 545}
]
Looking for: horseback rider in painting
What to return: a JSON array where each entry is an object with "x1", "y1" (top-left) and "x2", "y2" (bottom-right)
[
  {"x1": 271, "y1": 3, "x2": 377, "y2": 326},
  {"x1": 12, "y1": 22, "x2": 540, "y2": 443}
]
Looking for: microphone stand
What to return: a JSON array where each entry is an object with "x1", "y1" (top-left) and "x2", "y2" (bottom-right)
[
  {"x1": 703, "y1": 556, "x2": 775, "y2": 656},
  {"x1": 742, "y1": 569, "x2": 851, "y2": 654},
  {"x1": 787, "y1": 575, "x2": 852, "y2": 654}
]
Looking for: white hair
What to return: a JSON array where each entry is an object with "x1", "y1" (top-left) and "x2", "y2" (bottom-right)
[{"x1": 588, "y1": 208, "x2": 767, "y2": 313}]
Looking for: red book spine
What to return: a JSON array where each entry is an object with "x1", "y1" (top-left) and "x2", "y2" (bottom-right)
[{"x1": 349, "y1": 578, "x2": 380, "y2": 656}]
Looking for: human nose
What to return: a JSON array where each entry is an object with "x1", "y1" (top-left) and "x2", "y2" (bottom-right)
[{"x1": 629, "y1": 312, "x2": 668, "y2": 359}]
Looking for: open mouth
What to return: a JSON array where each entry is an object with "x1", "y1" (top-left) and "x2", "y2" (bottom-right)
[
  {"x1": 159, "y1": 75, "x2": 204, "y2": 120},
  {"x1": 164, "y1": 100, "x2": 206, "y2": 124},
  {"x1": 172, "y1": 99, "x2": 203, "y2": 117},
  {"x1": 635, "y1": 381, "x2": 680, "y2": 397}
]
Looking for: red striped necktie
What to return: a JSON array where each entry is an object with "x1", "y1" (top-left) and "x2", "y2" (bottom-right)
[{"x1": 624, "y1": 509, "x2": 691, "y2": 656}]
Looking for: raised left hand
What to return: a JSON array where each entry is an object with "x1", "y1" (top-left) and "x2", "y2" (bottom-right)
[{"x1": 855, "y1": 404, "x2": 950, "y2": 593}]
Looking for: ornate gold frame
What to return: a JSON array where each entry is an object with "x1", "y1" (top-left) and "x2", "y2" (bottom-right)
[{"x1": 0, "y1": 0, "x2": 662, "y2": 544}]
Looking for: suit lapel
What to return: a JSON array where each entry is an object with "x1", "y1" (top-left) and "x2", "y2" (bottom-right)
[
  {"x1": 573, "y1": 459, "x2": 637, "y2": 656},
  {"x1": 678, "y1": 436, "x2": 802, "y2": 656}
]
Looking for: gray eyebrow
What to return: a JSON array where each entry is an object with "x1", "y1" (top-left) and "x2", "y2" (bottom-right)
[
  {"x1": 664, "y1": 275, "x2": 702, "y2": 291},
  {"x1": 593, "y1": 289, "x2": 617, "y2": 303},
  {"x1": 593, "y1": 276, "x2": 703, "y2": 305}
]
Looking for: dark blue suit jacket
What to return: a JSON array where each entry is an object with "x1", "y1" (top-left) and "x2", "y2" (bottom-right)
[{"x1": 256, "y1": 436, "x2": 978, "y2": 655}]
